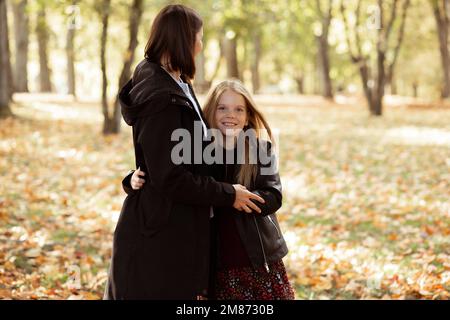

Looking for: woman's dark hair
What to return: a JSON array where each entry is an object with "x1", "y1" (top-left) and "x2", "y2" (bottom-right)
[{"x1": 144, "y1": 4, "x2": 203, "y2": 80}]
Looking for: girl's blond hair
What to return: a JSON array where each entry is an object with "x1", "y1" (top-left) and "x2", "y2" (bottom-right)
[{"x1": 203, "y1": 79, "x2": 274, "y2": 188}]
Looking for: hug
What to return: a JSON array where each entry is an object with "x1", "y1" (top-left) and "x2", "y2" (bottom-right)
[{"x1": 104, "y1": 4, "x2": 294, "y2": 300}]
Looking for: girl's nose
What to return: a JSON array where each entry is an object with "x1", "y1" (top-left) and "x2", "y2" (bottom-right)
[
  {"x1": 224, "y1": 112, "x2": 236, "y2": 118},
  {"x1": 225, "y1": 110, "x2": 238, "y2": 117}
]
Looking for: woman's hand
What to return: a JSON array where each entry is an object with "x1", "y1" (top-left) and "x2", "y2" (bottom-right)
[
  {"x1": 131, "y1": 171, "x2": 263, "y2": 213},
  {"x1": 232, "y1": 184, "x2": 265, "y2": 213},
  {"x1": 131, "y1": 167, "x2": 146, "y2": 190}
]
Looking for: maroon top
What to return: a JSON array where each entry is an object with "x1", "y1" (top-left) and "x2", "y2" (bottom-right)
[{"x1": 215, "y1": 147, "x2": 252, "y2": 270}]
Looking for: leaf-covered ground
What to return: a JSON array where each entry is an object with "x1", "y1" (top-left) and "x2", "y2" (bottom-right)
[{"x1": 0, "y1": 93, "x2": 449, "y2": 299}]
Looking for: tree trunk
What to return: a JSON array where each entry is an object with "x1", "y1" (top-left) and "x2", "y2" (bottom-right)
[
  {"x1": 0, "y1": 0, "x2": 12, "y2": 117},
  {"x1": 66, "y1": 0, "x2": 79, "y2": 97},
  {"x1": 99, "y1": 0, "x2": 112, "y2": 134},
  {"x1": 386, "y1": 0, "x2": 410, "y2": 97},
  {"x1": 386, "y1": 72, "x2": 398, "y2": 95},
  {"x1": 66, "y1": 27, "x2": 75, "y2": 96},
  {"x1": 372, "y1": 42, "x2": 386, "y2": 116},
  {"x1": 391, "y1": 77, "x2": 397, "y2": 95},
  {"x1": 370, "y1": 95, "x2": 383, "y2": 116},
  {"x1": 314, "y1": 45, "x2": 321, "y2": 95},
  {"x1": 294, "y1": 73, "x2": 304, "y2": 94},
  {"x1": 194, "y1": 49, "x2": 210, "y2": 93},
  {"x1": 36, "y1": 3, "x2": 52, "y2": 92},
  {"x1": 341, "y1": 0, "x2": 408, "y2": 116},
  {"x1": 109, "y1": 0, "x2": 144, "y2": 134},
  {"x1": 357, "y1": 61, "x2": 374, "y2": 114},
  {"x1": 209, "y1": 38, "x2": 223, "y2": 83},
  {"x1": 250, "y1": 31, "x2": 261, "y2": 94},
  {"x1": 319, "y1": 34, "x2": 333, "y2": 98},
  {"x1": 317, "y1": 34, "x2": 333, "y2": 99},
  {"x1": 315, "y1": 0, "x2": 334, "y2": 99},
  {"x1": 412, "y1": 81, "x2": 418, "y2": 97},
  {"x1": 223, "y1": 34, "x2": 239, "y2": 79},
  {"x1": 431, "y1": 0, "x2": 450, "y2": 98},
  {"x1": 12, "y1": 0, "x2": 29, "y2": 93}
]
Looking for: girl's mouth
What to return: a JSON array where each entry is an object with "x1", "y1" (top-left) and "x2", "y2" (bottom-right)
[{"x1": 221, "y1": 121, "x2": 238, "y2": 127}]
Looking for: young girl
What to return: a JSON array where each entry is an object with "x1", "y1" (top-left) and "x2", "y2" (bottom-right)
[
  {"x1": 202, "y1": 80, "x2": 295, "y2": 300},
  {"x1": 129, "y1": 79, "x2": 295, "y2": 300}
]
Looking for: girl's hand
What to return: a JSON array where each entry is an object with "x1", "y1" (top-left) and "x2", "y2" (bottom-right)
[
  {"x1": 131, "y1": 167, "x2": 146, "y2": 190},
  {"x1": 232, "y1": 184, "x2": 265, "y2": 213}
]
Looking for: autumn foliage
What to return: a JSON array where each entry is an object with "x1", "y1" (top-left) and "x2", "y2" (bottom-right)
[{"x1": 0, "y1": 94, "x2": 449, "y2": 299}]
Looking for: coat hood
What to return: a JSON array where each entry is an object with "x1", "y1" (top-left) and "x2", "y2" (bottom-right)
[{"x1": 119, "y1": 59, "x2": 189, "y2": 126}]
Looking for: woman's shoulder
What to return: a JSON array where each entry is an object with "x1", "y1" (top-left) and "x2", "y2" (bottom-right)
[
  {"x1": 131, "y1": 60, "x2": 166, "y2": 92},
  {"x1": 131, "y1": 60, "x2": 190, "y2": 103},
  {"x1": 129, "y1": 61, "x2": 178, "y2": 105},
  {"x1": 132, "y1": 59, "x2": 158, "y2": 81}
]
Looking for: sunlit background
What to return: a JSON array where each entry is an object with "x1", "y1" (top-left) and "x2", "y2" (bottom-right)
[{"x1": 0, "y1": 0, "x2": 449, "y2": 300}]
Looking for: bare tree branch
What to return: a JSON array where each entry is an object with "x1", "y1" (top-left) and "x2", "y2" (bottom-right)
[
  {"x1": 327, "y1": 0, "x2": 333, "y2": 23},
  {"x1": 386, "y1": 0, "x2": 410, "y2": 79},
  {"x1": 443, "y1": 0, "x2": 449, "y2": 35},
  {"x1": 385, "y1": 0, "x2": 399, "y2": 46},
  {"x1": 315, "y1": 0, "x2": 324, "y2": 19},
  {"x1": 355, "y1": 0, "x2": 364, "y2": 59},
  {"x1": 340, "y1": 0, "x2": 358, "y2": 62}
]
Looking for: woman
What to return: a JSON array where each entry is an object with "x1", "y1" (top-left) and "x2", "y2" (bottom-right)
[
  {"x1": 104, "y1": 4, "x2": 264, "y2": 300},
  {"x1": 131, "y1": 80, "x2": 295, "y2": 300}
]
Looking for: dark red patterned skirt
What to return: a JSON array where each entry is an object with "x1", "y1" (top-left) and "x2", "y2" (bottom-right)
[{"x1": 214, "y1": 260, "x2": 295, "y2": 300}]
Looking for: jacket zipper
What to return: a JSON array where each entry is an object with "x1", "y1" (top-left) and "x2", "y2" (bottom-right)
[
  {"x1": 253, "y1": 215, "x2": 270, "y2": 273},
  {"x1": 226, "y1": 161, "x2": 270, "y2": 273},
  {"x1": 268, "y1": 215, "x2": 281, "y2": 238}
]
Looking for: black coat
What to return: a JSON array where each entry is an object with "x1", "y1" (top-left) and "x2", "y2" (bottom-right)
[{"x1": 104, "y1": 60, "x2": 236, "y2": 300}]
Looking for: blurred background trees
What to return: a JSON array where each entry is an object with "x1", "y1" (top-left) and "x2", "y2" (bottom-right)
[
  {"x1": 0, "y1": 0, "x2": 448, "y2": 123},
  {"x1": 0, "y1": 0, "x2": 13, "y2": 116},
  {"x1": 11, "y1": 0, "x2": 29, "y2": 93},
  {"x1": 1, "y1": 1, "x2": 449, "y2": 300}
]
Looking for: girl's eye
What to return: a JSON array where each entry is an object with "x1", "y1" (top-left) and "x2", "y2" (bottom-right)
[
  {"x1": 218, "y1": 106, "x2": 225, "y2": 111},
  {"x1": 237, "y1": 108, "x2": 244, "y2": 112}
]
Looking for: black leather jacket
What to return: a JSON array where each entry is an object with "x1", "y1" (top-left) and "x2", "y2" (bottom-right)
[{"x1": 215, "y1": 141, "x2": 288, "y2": 271}]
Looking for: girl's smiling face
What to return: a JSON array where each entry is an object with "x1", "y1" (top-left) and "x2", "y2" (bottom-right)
[{"x1": 214, "y1": 90, "x2": 248, "y2": 137}]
